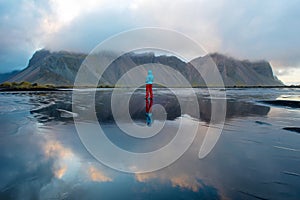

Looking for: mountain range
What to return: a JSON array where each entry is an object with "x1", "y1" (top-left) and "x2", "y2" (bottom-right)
[
  {"x1": 2, "y1": 49, "x2": 283, "y2": 87},
  {"x1": 0, "y1": 70, "x2": 20, "y2": 83}
]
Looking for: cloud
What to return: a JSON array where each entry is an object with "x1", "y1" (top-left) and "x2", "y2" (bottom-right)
[
  {"x1": 43, "y1": 7, "x2": 137, "y2": 52},
  {"x1": 0, "y1": 0, "x2": 299, "y2": 84},
  {"x1": 273, "y1": 67, "x2": 300, "y2": 84},
  {"x1": 0, "y1": 133, "x2": 55, "y2": 199},
  {"x1": 0, "y1": 119, "x2": 114, "y2": 199},
  {"x1": 128, "y1": 0, "x2": 300, "y2": 68},
  {"x1": 136, "y1": 173, "x2": 202, "y2": 192},
  {"x1": 54, "y1": 165, "x2": 67, "y2": 179},
  {"x1": 274, "y1": 68, "x2": 292, "y2": 76},
  {"x1": 0, "y1": 1, "x2": 48, "y2": 71},
  {"x1": 43, "y1": 140, "x2": 73, "y2": 158},
  {"x1": 87, "y1": 166, "x2": 112, "y2": 182}
]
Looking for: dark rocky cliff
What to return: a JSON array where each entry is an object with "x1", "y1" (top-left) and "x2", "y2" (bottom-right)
[{"x1": 6, "y1": 49, "x2": 283, "y2": 86}]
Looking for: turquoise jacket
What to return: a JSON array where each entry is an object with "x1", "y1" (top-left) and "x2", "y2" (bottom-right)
[{"x1": 145, "y1": 70, "x2": 154, "y2": 84}]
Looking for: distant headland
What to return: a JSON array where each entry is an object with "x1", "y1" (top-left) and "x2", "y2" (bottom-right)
[{"x1": 0, "y1": 49, "x2": 289, "y2": 89}]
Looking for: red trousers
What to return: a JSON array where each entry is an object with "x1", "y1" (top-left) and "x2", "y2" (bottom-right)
[
  {"x1": 146, "y1": 84, "x2": 153, "y2": 99},
  {"x1": 146, "y1": 98, "x2": 153, "y2": 113}
]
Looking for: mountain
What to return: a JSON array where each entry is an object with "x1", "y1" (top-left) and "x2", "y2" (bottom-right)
[
  {"x1": 6, "y1": 49, "x2": 283, "y2": 87},
  {"x1": 196, "y1": 53, "x2": 283, "y2": 86},
  {"x1": 7, "y1": 49, "x2": 86, "y2": 85},
  {"x1": 0, "y1": 70, "x2": 21, "y2": 83}
]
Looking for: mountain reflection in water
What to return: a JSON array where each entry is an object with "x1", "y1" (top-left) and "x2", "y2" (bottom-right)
[
  {"x1": 29, "y1": 89, "x2": 270, "y2": 124},
  {"x1": 0, "y1": 88, "x2": 300, "y2": 200}
]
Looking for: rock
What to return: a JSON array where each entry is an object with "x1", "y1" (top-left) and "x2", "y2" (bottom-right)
[{"x1": 5, "y1": 49, "x2": 284, "y2": 87}]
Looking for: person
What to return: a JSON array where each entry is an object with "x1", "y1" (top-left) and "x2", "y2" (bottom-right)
[
  {"x1": 145, "y1": 98, "x2": 153, "y2": 126},
  {"x1": 145, "y1": 70, "x2": 154, "y2": 99}
]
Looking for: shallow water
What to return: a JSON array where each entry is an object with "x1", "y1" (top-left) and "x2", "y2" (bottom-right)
[{"x1": 0, "y1": 88, "x2": 300, "y2": 200}]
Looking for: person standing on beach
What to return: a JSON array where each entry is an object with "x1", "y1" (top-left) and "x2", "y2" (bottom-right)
[{"x1": 145, "y1": 70, "x2": 154, "y2": 99}]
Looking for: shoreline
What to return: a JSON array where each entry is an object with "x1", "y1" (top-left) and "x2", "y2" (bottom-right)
[{"x1": 0, "y1": 85, "x2": 300, "y2": 92}]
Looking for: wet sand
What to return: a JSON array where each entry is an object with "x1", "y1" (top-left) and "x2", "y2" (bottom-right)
[{"x1": 0, "y1": 88, "x2": 299, "y2": 199}]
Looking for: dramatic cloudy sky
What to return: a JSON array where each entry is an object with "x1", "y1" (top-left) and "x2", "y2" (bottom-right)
[{"x1": 0, "y1": 0, "x2": 299, "y2": 84}]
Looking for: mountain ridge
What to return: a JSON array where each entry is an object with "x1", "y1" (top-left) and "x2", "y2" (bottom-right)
[{"x1": 3, "y1": 49, "x2": 284, "y2": 87}]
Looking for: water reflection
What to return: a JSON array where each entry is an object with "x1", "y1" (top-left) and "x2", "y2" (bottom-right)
[
  {"x1": 1, "y1": 89, "x2": 300, "y2": 200},
  {"x1": 145, "y1": 98, "x2": 153, "y2": 126},
  {"x1": 27, "y1": 89, "x2": 271, "y2": 124}
]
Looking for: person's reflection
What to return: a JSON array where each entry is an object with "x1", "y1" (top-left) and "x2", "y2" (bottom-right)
[{"x1": 145, "y1": 98, "x2": 153, "y2": 126}]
